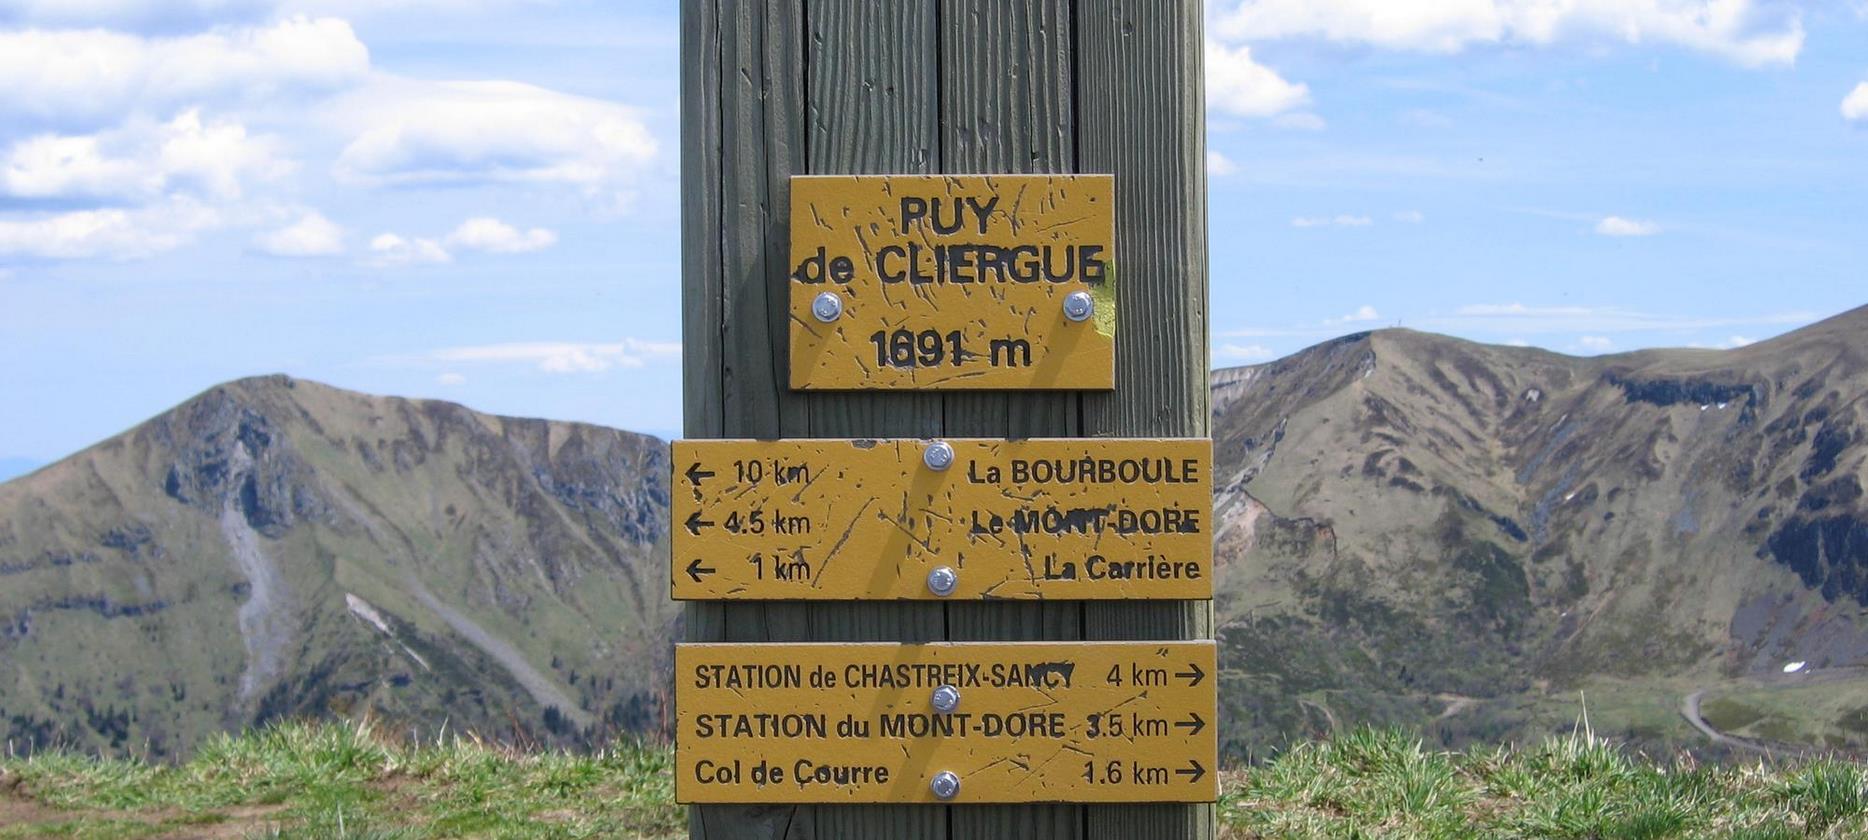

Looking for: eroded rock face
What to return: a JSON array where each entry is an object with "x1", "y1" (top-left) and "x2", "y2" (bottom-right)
[
  {"x1": 153, "y1": 384, "x2": 331, "y2": 538},
  {"x1": 0, "y1": 375, "x2": 675, "y2": 759}
]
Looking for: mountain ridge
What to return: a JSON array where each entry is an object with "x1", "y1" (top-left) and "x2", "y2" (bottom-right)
[
  {"x1": 0, "y1": 375, "x2": 675, "y2": 758},
  {"x1": 2, "y1": 305, "x2": 1864, "y2": 760},
  {"x1": 1209, "y1": 304, "x2": 1868, "y2": 756}
]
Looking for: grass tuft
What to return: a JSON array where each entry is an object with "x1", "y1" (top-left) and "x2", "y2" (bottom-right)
[
  {"x1": 1220, "y1": 727, "x2": 1868, "y2": 839},
  {"x1": 5, "y1": 721, "x2": 1867, "y2": 838}
]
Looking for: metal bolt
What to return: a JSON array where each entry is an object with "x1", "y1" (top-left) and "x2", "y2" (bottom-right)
[
  {"x1": 811, "y1": 291, "x2": 844, "y2": 323},
  {"x1": 1063, "y1": 291, "x2": 1095, "y2": 322},
  {"x1": 926, "y1": 566, "x2": 958, "y2": 597},
  {"x1": 930, "y1": 771, "x2": 961, "y2": 800},
  {"x1": 931, "y1": 685, "x2": 961, "y2": 714},
  {"x1": 922, "y1": 440, "x2": 955, "y2": 471}
]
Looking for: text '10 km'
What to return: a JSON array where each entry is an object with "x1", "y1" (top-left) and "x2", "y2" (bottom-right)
[{"x1": 671, "y1": 438, "x2": 1213, "y2": 601}]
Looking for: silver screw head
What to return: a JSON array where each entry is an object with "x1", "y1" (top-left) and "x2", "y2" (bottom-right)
[
  {"x1": 922, "y1": 440, "x2": 955, "y2": 471},
  {"x1": 926, "y1": 566, "x2": 958, "y2": 597},
  {"x1": 931, "y1": 685, "x2": 961, "y2": 714},
  {"x1": 811, "y1": 291, "x2": 844, "y2": 323},
  {"x1": 1063, "y1": 291, "x2": 1095, "y2": 322},
  {"x1": 930, "y1": 771, "x2": 961, "y2": 800}
]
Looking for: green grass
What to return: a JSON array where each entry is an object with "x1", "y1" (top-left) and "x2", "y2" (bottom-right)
[
  {"x1": 1221, "y1": 727, "x2": 1868, "y2": 838},
  {"x1": 1695, "y1": 676, "x2": 1868, "y2": 751},
  {"x1": 5, "y1": 721, "x2": 1866, "y2": 838},
  {"x1": 0, "y1": 720, "x2": 680, "y2": 839}
]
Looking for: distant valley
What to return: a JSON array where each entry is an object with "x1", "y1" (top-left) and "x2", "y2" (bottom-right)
[{"x1": 2, "y1": 306, "x2": 1864, "y2": 760}]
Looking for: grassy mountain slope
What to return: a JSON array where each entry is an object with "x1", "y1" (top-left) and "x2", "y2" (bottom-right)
[
  {"x1": 0, "y1": 376, "x2": 675, "y2": 759},
  {"x1": 1211, "y1": 305, "x2": 1868, "y2": 759}
]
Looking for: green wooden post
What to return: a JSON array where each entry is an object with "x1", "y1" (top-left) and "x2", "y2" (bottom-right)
[{"x1": 680, "y1": 1, "x2": 1210, "y2": 837}]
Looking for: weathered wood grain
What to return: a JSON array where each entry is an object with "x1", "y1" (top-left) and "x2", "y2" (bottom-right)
[
  {"x1": 1076, "y1": 1, "x2": 1214, "y2": 836},
  {"x1": 938, "y1": 3, "x2": 1086, "y2": 836}
]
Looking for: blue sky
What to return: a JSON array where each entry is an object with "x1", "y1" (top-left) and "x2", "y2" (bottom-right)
[{"x1": 0, "y1": 0, "x2": 1863, "y2": 467}]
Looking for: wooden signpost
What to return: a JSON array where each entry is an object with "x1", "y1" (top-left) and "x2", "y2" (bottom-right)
[
  {"x1": 681, "y1": 2, "x2": 1209, "y2": 838},
  {"x1": 672, "y1": 438, "x2": 1212, "y2": 600},
  {"x1": 677, "y1": 642, "x2": 1216, "y2": 804}
]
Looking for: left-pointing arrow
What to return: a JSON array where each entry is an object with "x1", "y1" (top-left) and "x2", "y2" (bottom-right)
[
  {"x1": 685, "y1": 463, "x2": 716, "y2": 485},
  {"x1": 684, "y1": 511, "x2": 715, "y2": 535},
  {"x1": 1174, "y1": 760, "x2": 1206, "y2": 784},
  {"x1": 685, "y1": 558, "x2": 716, "y2": 583}
]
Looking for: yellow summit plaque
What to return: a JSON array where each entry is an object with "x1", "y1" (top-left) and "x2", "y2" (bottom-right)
[
  {"x1": 671, "y1": 438, "x2": 1212, "y2": 601},
  {"x1": 676, "y1": 641, "x2": 1217, "y2": 804},
  {"x1": 788, "y1": 174, "x2": 1115, "y2": 390}
]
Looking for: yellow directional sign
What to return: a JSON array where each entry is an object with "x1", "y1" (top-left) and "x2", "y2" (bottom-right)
[
  {"x1": 671, "y1": 438, "x2": 1212, "y2": 600},
  {"x1": 676, "y1": 641, "x2": 1216, "y2": 804},
  {"x1": 788, "y1": 174, "x2": 1115, "y2": 390}
]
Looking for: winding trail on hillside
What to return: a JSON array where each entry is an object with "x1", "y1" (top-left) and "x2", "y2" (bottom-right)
[
  {"x1": 1682, "y1": 666, "x2": 1868, "y2": 756},
  {"x1": 1680, "y1": 690, "x2": 1773, "y2": 756}
]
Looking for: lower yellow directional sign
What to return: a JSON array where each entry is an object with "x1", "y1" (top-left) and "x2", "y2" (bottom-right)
[
  {"x1": 675, "y1": 641, "x2": 1218, "y2": 804},
  {"x1": 671, "y1": 438, "x2": 1212, "y2": 600}
]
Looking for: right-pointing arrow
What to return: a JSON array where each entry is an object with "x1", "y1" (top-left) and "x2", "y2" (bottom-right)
[
  {"x1": 1175, "y1": 760, "x2": 1206, "y2": 784},
  {"x1": 1174, "y1": 712, "x2": 1206, "y2": 735},
  {"x1": 1175, "y1": 662, "x2": 1205, "y2": 687}
]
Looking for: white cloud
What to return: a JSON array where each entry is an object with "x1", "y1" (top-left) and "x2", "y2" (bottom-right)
[
  {"x1": 1217, "y1": 343, "x2": 1277, "y2": 362},
  {"x1": 0, "y1": 1, "x2": 274, "y2": 29},
  {"x1": 0, "y1": 197, "x2": 219, "y2": 259},
  {"x1": 1211, "y1": 0, "x2": 1803, "y2": 67},
  {"x1": 1430, "y1": 303, "x2": 1814, "y2": 335},
  {"x1": 0, "y1": 17, "x2": 369, "y2": 128},
  {"x1": 2, "y1": 110, "x2": 289, "y2": 202},
  {"x1": 1400, "y1": 108, "x2": 1454, "y2": 128},
  {"x1": 1272, "y1": 112, "x2": 1326, "y2": 131},
  {"x1": 1205, "y1": 39, "x2": 1309, "y2": 118},
  {"x1": 255, "y1": 211, "x2": 343, "y2": 256},
  {"x1": 1578, "y1": 335, "x2": 1614, "y2": 352},
  {"x1": 1334, "y1": 305, "x2": 1380, "y2": 324},
  {"x1": 1206, "y1": 151, "x2": 1239, "y2": 176},
  {"x1": 1292, "y1": 214, "x2": 1372, "y2": 228},
  {"x1": 436, "y1": 371, "x2": 466, "y2": 385},
  {"x1": 1394, "y1": 210, "x2": 1425, "y2": 223},
  {"x1": 1595, "y1": 215, "x2": 1659, "y2": 236},
  {"x1": 1224, "y1": 306, "x2": 1816, "y2": 353},
  {"x1": 369, "y1": 232, "x2": 449, "y2": 266},
  {"x1": 1843, "y1": 82, "x2": 1868, "y2": 121},
  {"x1": 331, "y1": 79, "x2": 656, "y2": 202},
  {"x1": 444, "y1": 217, "x2": 557, "y2": 254},
  {"x1": 427, "y1": 339, "x2": 681, "y2": 373},
  {"x1": 1691, "y1": 335, "x2": 1756, "y2": 349}
]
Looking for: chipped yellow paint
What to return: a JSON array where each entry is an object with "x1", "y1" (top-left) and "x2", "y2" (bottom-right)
[
  {"x1": 788, "y1": 174, "x2": 1115, "y2": 390},
  {"x1": 671, "y1": 438, "x2": 1211, "y2": 600},
  {"x1": 675, "y1": 641, "x2": 1217, "y2": 804}
]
